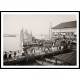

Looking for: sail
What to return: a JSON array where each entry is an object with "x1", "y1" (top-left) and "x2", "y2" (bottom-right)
[
  {"x1": 23, "y1": 29, "x2": 32, "y2": 45},
  {"x1": 20, "y1": 28, "x2": 24, "y2": 52}
]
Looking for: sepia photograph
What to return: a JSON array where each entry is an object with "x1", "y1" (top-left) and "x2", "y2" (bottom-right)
[{"x1": 1, "y1": 12, "x2": 79, "y2": 68}]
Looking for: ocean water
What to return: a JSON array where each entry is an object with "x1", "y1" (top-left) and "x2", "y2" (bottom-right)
[{"x1": 3, "y1": 35, "x2": 21, "y2": 52}]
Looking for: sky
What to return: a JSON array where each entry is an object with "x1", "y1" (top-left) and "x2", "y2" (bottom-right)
[{"x1": 3, "y1": 13, "x2": 77, "y2": 36}]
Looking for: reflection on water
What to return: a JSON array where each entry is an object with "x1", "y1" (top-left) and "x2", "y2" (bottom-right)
[{"x1": 3, "y1": 35, "x2": 21, "y2": 52}]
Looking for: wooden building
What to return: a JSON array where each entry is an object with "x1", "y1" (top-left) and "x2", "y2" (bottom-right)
[{"x1": 51, "y1": 21, "x2": 77, "y2": 40}]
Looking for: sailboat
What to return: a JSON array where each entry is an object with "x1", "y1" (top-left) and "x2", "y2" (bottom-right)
[{"x1": 20, "y1": 28, "x2": 24, "y2": 54}]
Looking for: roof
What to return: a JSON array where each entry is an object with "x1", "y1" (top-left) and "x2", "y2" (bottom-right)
[{"x1": 52, "y1": 21, "x2": 76, "y2": 29}]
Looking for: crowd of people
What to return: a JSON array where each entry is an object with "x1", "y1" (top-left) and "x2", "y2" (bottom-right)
[
  {"x1": 3, "y1": 51, "x2": 19, "y2": 60},
  {"x1": 4, "y1": 36, "x2": 76, "y2": 60}
]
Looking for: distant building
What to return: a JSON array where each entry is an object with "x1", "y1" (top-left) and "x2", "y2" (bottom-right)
[
  {"x1": 51, "y1": 21, "x2": 77, "y2": 40},
  {"x1": 3, "y1": 34, "x2": 17, "y2": 37}
]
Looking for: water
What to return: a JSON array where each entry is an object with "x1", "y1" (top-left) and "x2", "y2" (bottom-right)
[{"x1": 3, "y1": 35, "x2": 21, "y2": 52}]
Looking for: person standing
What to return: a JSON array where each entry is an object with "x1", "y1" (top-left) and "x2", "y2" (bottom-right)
[
  {"x1": 8, "y1": 51, "x2": 12, "y2": 59},
  {"x1": 4, "y1": 52, "x2": 7, "y2": 60},
  {"x1": 14, "y1": 52, "x2": 16, "y2": 58},
  {"x1": 9, "y1": 54, "x2": 12, "y2": 59}
]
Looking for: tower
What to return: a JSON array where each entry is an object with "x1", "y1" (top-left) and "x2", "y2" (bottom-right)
[{"x1": 49, "y1": 22, "x2": 52, "y2": 40}]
